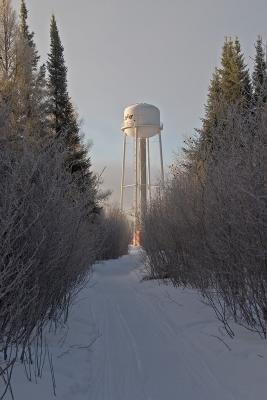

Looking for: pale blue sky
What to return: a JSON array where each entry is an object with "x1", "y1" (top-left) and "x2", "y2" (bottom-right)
[{"x1": 13, "y1": 0, "x2": 267, "y2": 202}]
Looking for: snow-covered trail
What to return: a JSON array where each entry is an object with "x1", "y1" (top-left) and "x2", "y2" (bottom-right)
[
  {"x1": 84, "y1": 249, "x2": 267, "y2": 400},
  {"x1": 10, "y1": 249, "x2": 267, "y2": 399},
  {"x1": 88, "y1": 250, "x2": 232, "y2": 400}
]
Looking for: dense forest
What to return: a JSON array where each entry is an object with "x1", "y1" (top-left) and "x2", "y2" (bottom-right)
[
  {"x1": 143, "y1": 36, "x2": 266, "y2": 338},
  {"x1": 0, "y1": 0, "x2": 130, "y2": 396}
]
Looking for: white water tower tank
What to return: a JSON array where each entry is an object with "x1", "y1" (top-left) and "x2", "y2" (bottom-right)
[{"x1": 121, "y1": 103, "x2": 162, "y2": 138}]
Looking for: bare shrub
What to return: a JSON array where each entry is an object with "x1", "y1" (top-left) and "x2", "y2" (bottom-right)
[
  {"x1": 143, "y1": 102, "x2": 267, "y2": 338},
  {"x1": 99, "y1": 207, "x2": 131, "y2": 260},
  {"x1": 0, "y1": 134, "x2": 102, "y2": 396}
]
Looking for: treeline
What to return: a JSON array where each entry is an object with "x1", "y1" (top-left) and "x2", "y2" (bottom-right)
[
  {"x1": 143, "y1": 37, "x2": 266, "y2": 338},
  {"x1": 0, "y1": 0, "x2": 130, "y2": 396}
]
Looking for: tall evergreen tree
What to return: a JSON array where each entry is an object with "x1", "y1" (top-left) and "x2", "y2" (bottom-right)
[
  {"x1": 47, "y1": 15, "x2": 69, "y2": 136},
  {"x1": 219, "y1": 37, "x2": 252, "y2": 105},
  {"x1": 233, "y1": 38, "x2": 252, "y2": 106},
  {"x1": 17, "y1": 0, "x2": 48, "y2": 138},
  {"x1": 47, "y1": 14, "x2": 98, "y2": 213},
  {"x1": 19, "y1": 0, "x2": 39, "y2": 69},
  {"x1": 252, "y1": 36, "x2": 267, "y2": 105},
  {"x1": 185, "y1": 37, "x2": 252, "y2": 168},
  {"x1": 202, "y1": 68, "x2": 222, "y2": 139},
  {"x1": 182, "y1": 68, "x2": 223, "y2": 173},
  {"x1": 184, "y1": 69, "x2": 222, "y2": 169},
  {"x1": 219, "y1": 38, "x2": 236, "y2": 101}
]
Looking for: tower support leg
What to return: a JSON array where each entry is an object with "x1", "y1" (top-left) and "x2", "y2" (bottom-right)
[
  {"x1": 159, "y1": 132, "x2": 165, "y2": 187},
  {"x1": 134, "y1": 128, "x2": 138, "y2": 245},
  {"x1": 147, "y1": 138, "x2": 151, "y2": 203},
  {"x1": 120, "y1": 134, "x2": 126, "y2": 211},
  {"x1": 139, "y1": 138, "x2": 147, "y2": 223}
]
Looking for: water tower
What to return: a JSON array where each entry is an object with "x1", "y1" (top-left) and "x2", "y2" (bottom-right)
[{"x1": 120, "y1": 103, "x2": 164, "y2": 245}]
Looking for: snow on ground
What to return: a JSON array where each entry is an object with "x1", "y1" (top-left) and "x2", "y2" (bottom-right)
[{"x1": 7, "y1": 249, "x2": 267, "y2": 399}]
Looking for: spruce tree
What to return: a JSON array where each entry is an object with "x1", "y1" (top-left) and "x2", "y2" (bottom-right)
[
  {"x1": 47, "y1": 15, "x2": 69, "y2": 136},
  {"x1": 219, "y1": 38, "x2": 236, "y2": 101},
  {"x1": 47, "y1": 15, "x2": 98, "y2": 213},
  {"x1": 189, "y1": 38, "x2": 252, "y2": 167},
  {"x1": 202, "y1": 68, "x2": 222, "y2": 140},
  {"x1": 233, "y1": 38, "x2": 252, "y2": 106},
  {"x1": 17, "y1": 0, "x2": 47, "y2": 138},
  {"x1": 47, "y1": 14, "x2": 85, "y2": 171},
  {"x1": 220, "y1": 38, "x2": 237, "y2": 102},
  {"x1": 252, "y1": 36, "x2": 267, "y2": 105},
  {"x1": 219, "y1": 37, "x2": 251, "y2": 106},
  {"x1": 182, "y1": 69, "x2": 223, "y2": 171},
  {"x1": 19, "y1": 0, "x2": 39, "y2": 69}
]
